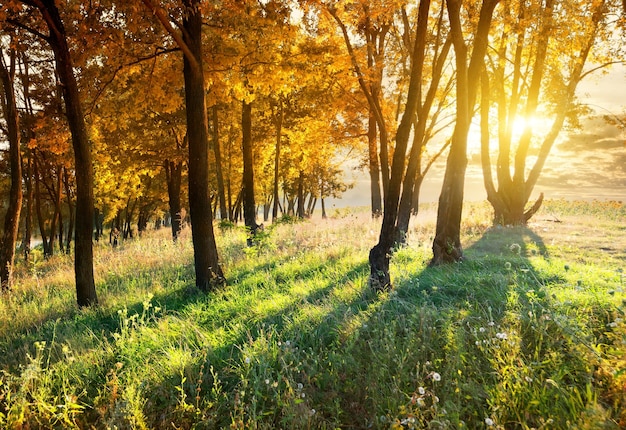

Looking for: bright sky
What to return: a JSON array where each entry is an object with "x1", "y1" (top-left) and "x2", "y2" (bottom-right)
[{"x1": 330, "y1": 64, "x2": 626, "y2": 210}]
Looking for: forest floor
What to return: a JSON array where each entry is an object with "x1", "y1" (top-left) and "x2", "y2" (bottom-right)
[{"x1": 0, "y1": 200, "x2": 625, "y2": 429}]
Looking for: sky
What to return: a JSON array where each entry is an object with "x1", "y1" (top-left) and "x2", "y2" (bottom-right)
[{"x1": 329, "y1": 64, "x2": 626, "y2": 209}]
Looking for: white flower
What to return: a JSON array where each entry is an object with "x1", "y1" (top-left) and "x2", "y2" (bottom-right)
[
  {"x1": 496, "y1": 332, "x2": 508, "y2": 340},
  {"x1": 479, "y1": 327, "x2": 486, "y2": 333},
  {"x1": 485, "y1": 417, "x2": 494, "y2": 426},
  {"x1": 488, "y1": 321, "x2": 495, "y2": 327},
  {"x1": 265, "y1": 379, "x2": 270, "y2": 385},
  {"x1": 432, "y1": 372, "x2": 441, "y2": 381},
  {"x1": 418, "y1": 386, "x2": 426, "y2": 395},
  {"x1": 244, "y1": 357, "x2": 251, "y2": 364}
]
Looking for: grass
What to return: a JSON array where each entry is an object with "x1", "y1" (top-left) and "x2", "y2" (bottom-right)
[{"x1": 0, "y1": 200, "x2": 625, "y2": 429}]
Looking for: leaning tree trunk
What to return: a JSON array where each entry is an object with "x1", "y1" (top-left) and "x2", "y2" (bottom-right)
[
  {"x1": 369, "y1": 0, "x2": 431, "y2": 291},
  {"x1": 0, "y1": 48, "x2": 23, "y2": 291},
  {"x1": 182, "y1": 0, "x2": 224, "y2": 290},
  {"x1": 367, "y1": 110, "x2": 383, "y2": 217}
]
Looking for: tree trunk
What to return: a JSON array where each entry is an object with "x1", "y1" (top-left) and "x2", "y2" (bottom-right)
[
  {"x1": 32, "y1": 0, "x2": 98, "y2": 306},
  {"x1": 33, "y1": 156, "x2": 50, "y2": 257},
  {"x1": 0, "y1": 47, "x2": 23, "y2": 291},
  {"x1": 211, "y1": 105, "x2": 228, "y2": 221},
  {"x1": 431, "y1": 0, "x2": 500, "y2": 266},
  {"x1": 182, "y1": 0, "x2": 224, "y2": 291},
  {"x1": 296, "y1": 170, "x2": 305, "y2": 219},
  {"x1": 241, "y1": 100, "x2": 259, "y2": 244},
  {"x1": 369, "y1": 0, "x2": 431, "y2": 291},
  {"x1": 23, "y1": 154, "x2": 33, "y2": 262},
  {"x1": 367, "y1": 109, "x2": 382, "y2": 217},
  {"x1": 63, "y1": 168, "x2": 74, "y2": 253},
  {"x1": 164, "y1": 159, "x2": 183, "y2": 241},
  {"x1": 272, "y1": 99, "x2": 283, "y2": 221}
]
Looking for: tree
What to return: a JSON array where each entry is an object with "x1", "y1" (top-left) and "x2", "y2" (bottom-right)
[
  {"x1": 6, "y1": 0, "x2": 99, "y2": 306},
  {"x1": 369, "y1": 0, "x2": 433, "y2": 291},
  {"x1": 430, "y1": 0, "x2": 500, "y2": 266},
  {"x1": 0, "y1": 43, "x2": 23, "y2": 291},
  {"x1": 325, "y1": 1, "x2": 397, "y2": 217},
  {"x1": 480, "y1": 0, "x2": 614, "y2": 225},
  {"x1": 179, "y1": 0, "x2": 224, "y2": 290}
]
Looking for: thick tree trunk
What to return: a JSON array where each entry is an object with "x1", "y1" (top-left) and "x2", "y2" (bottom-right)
[
  {"x1": 211, "y1": 106, "x2": 228, "y2": 221},
  {"x1": 241, "y1": 100, "x2": 259, "y2": 244},
  {"x1": 164, "y1": 159, "x2": 183, "y2": 241},
  {"x1": 431, "y1": 0, "x2": 499, "y2": 266},
  {"x1": 34, "y1": 0, "x2": 97, "y2": 306},
  {"x1": 369, "y1": 0, "x2": 431, "y2": 291},
  {"x1": 182, "y1": 0, "x2": 224, "y2": 290},
  {"x1": 0, "y1": 48, "x2": 23, "y2": 291}
]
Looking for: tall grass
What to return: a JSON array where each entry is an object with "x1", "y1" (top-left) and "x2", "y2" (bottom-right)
[{"x1": 0, "y1": 201, "x2": 624, "y2": 429}]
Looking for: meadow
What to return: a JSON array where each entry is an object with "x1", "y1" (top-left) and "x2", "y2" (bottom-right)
[{"x1": 0, "y1": 200, "x2": 624, "y2": 429}]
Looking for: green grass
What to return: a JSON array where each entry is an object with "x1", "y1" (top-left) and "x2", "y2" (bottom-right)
[{"x1": 0, "y1": 200, "x2": 625, "y2": 429}]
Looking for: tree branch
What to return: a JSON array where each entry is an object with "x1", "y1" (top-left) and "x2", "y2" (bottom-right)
[{"x1": 141, "y1": 0, "x2": 201, "y2": 75}]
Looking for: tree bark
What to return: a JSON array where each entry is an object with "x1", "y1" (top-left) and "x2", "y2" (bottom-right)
[
  {"x1": 211, "y1": 105, "x2": 228, "y2": 221},
  {"x1": 182, "y1": 0, "x2": 224, "y2": 290},
  {"x1": 367, "y1": 109, "x2": 382, "y2": 217},
  {"x1": 369, "y1": 0, "x2": 431, "y2": 291},
  {"x1": 0, "y1": 47, "x2": 23, "y2": 291},
  {"x1": 27, "y1": 0, "x2": 98, "y2": 306},
  {"x1": 241, "y1": 100, "x2": 259, "y2": 244},
  {"x1": 63, "y1": 167, "x2": 74, "y2": 253},
  {"x1": 430, "y1": 0, "x2": 500, "y2": 266},
  {"x1": 272, "y1": 99, "x2": 283, "y2": 221},
  {"x1": 164, "y1": 159, "x2": 183, "y2": 241}
]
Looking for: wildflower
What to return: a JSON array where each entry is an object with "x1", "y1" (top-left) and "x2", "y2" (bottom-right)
[
  {"x1": 479, "y1": 327, "x2": 486, "y2": 333},
  {"x1": 416, "y1": 397, "x2": 425, "y2": 407},
  {"x1": 432, "y1": 372, "x2": 441, "y2": 381},
  {"x1": 310, "y1": 409, "x2": 316, "y2": 416},
  {"x1": 244, "y1": 357, "x2": 251, "y2": 364},
  {"x1": 496, "y1": 332, "x2": 507, "y2": 340},
  {"x1": 418, "y1": 386, "x2": 426, "y2": 395},
  {"x1": 297, "y1": 383, "x2": 303, "y2": 390},
  {"x1": 265, "y1": 379, "x2": 270, "y2": 385},
  {"x1": 488, "y1": 321, "x2": 495, "y2": 327},
  {"x1": 504, "y1": 262, "x2": 512, "y2": 270},
  {"x1": 485, "y1": 417, "x2": 494, "y2": 426},
  {"x1": 510, "y1": 243, "x2": 521, "y2": 255},
  {"x1": 525, "y1": 376, "x2": 533, "y2": 383}
]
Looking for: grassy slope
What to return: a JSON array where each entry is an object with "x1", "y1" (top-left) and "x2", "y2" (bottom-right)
[{"x1": 0, "y1": 200, "x2": 625, "y2": 429}]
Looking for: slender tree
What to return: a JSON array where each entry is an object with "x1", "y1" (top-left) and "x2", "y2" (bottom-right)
[
  {"x1": 9, "y1": 0, "x2": 98, "y2": 306},
  {"x1": 0, "y1": 45, "x2": 23, "y2": 291}
]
